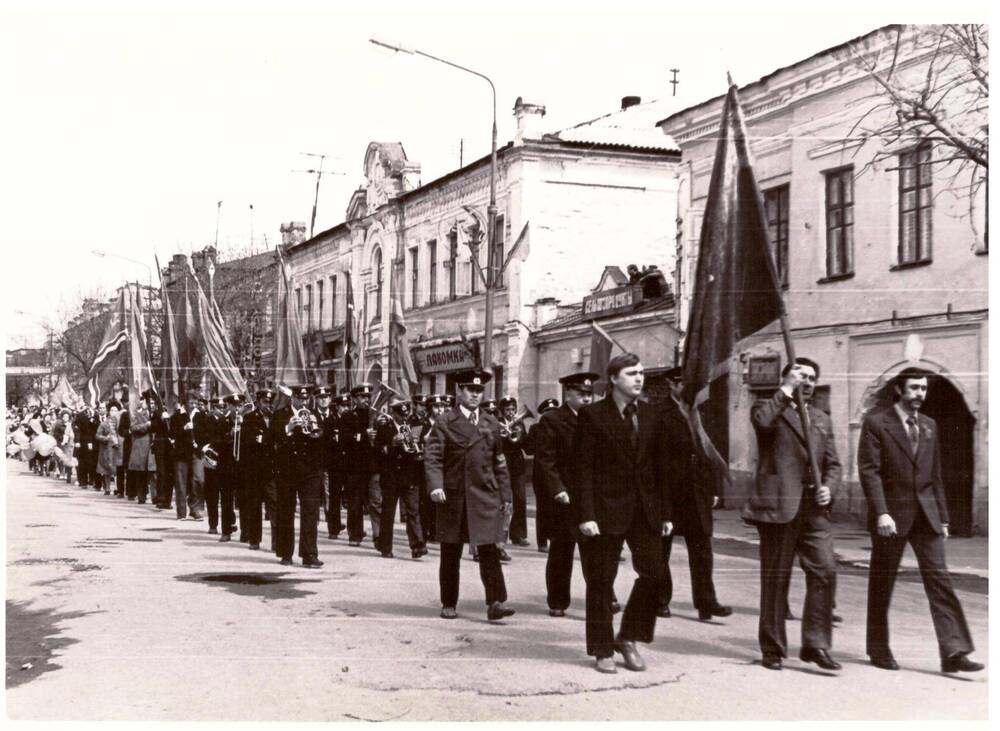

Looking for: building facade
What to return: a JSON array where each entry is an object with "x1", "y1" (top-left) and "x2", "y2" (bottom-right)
[
  {"x1": 659, "y1": 25, "x2": 989, "y2": 533},
  {"x1": 288, "y1": 97, "x2": 681, "y2": 400}
]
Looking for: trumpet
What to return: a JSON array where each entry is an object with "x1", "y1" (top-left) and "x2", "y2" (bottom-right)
[
  {"x1": 499, "y1": 406, "x2": 535, "y2": 442},
  {"x1": 289, "y1": 407, "x2": 320, "y2": 436},
  {"x1": 397, "y1": 421, "x2": 423, "y2": 455}
]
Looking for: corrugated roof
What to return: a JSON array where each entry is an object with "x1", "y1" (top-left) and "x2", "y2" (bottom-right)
[
  {"x1": 551, "y1": 98, "x2": 680, "y2": 153},
  {"x1": 537, "y1": 293, "x2": 675, "y2": 332}
]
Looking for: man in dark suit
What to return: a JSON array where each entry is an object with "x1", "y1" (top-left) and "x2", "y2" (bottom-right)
[
  {"x1": 858, "y1": 367, "x2": 982, "y2": 674},
  {"x1": 424, "y1": 368, "x2": 514, "y2": 622},
  {"x1": 375, "y1": 396, "x2": 427, "y2": 559},
  {"x1": 239, "y1": 388, "x2": 275, "y2": 550},
  {"x1": 571, "y1": 353, "x2": 673, "y2": 674},
  {"x1": 312, "y1": 387, "x2": 344, "y2": 540},
  {"x1": 656, "y1": 367, "x2": 731, "y2": 621},
  {"x1": 744, "y1": 357, "x2": 841, "y2": 671},
  {"x1": 533, "y1": 372, "x2": 596, "y2": 616},
  {"x1": 273, "y1": 385, "x2": 325, "y2": 568}
]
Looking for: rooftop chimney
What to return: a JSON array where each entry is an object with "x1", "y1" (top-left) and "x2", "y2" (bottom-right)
[
  {"x1": 513, "y1": 96, "x2": 547, "y2": 146},
  {"x1": 280, "y1": 222, "x2": 308, "y2": 246},
  {"x1": 621, "y1": 95, "x2": 641, "y2": 111}
]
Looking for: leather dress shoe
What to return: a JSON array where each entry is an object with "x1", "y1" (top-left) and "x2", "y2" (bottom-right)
[
  {"x1": 595, "y1": 656, "x2": 617, "y2": 674},
  {"x1": 381, "y1": 551, "x2": 394, "y2": 558},
  {"x1": 328, "y1": 532, "x2": 340, "y2": 540},
  {"x1": 941, "y1": 654, "x2": 984, "y2": 673},
  {"x1": 498, "y1": 549, "x2": 512, "y2": 563},
  {"x1": 249, "y1": 543, "x2": 260, "y2": 550},
  {"x1": 799, "y1": 648, "x2": 841, "y2": 671},
  {"x1": 348, "y1": 540, "x2": 361, "y2": 547},
  {"x1": 655, "y1": 605, "x2": 672, "y2": 618},
  {"x1": 537, "y1": 545, "x2": 549, "y2": 553},
  {"x1": 548, "y1": 609, "x2": 566, "y2": 617},
  {"x1": 208, "y1": 527, "x2": 218, "y2": 535},
  {"x1": 869, "y1": 651, "x2": 899, "y2": 670},
  {"x1": 219, "y1": 534, "x2": 231, "y2": 543},
  {"x1": 614, "y1": 640, "x2": 646, "y2": 671},
  {"x1": 611, "y1": 601, "x2": 622, "y2": 615},
  {"x1": 411, "y1": 547, "x2": 428, "y2": 559},
  {"x1": 279, "y1": 558, "x2": 293, "y2": 566},
  {"x1": 762, "y1": 653, "x2": 783, "y2": 670},
  {"x1": 513, "y1": 538, "x2": 531, "y2": 547},
  {"x1": 487, "y1": 602, "x2": 515, "y2": 621},
  {"x1": 698, "y1": 603, "x2": 732, "y2": 621},
  {"x1": 440, "y1": 606, "x2": 458, "y2": 619},
  {"x1": 832, "y1": 613, "x2": 843, "y2": 624},
  {"x1": 303, "y1": 558, "x2": 324, "y2": 568}
]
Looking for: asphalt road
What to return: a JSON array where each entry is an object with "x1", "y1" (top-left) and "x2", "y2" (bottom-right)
[{"x1": 4, "y1": 461, "x2": 989, "y2": 721}]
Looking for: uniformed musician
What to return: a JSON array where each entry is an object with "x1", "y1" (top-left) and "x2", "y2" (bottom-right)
[
  {"x1": 424, "y1": 369, "x2": 514, "y2": 621},
  {"x1": 313, "y1": 386, "x2": 339, "y2": 536},
  {"x1": 202, "y1": 397, "x2": 227, "y2": 535},
  {"x1": 375, "y1": 396, "x2": 428, "y2": 559},
  {"x1": 273, "y1": 384, "x2": 325, "y2": 568},
  {"x1": 341, "y1": 383, "x2": 382, "y2": 548},
  {"x1": 525, "y1": 397, "x2": 560, "y2": 553},
  {"x1": 498, "y1": 396, "x2": 530, "y2": 547},
  {"x1": 323, "y1": 391, "x2": 351, "y2": 539},
  {"x1": 213, "y1": 394, "x2": 244, "y2": 542},
  {"x1": 238, "y1": 387, "x2": 275, "y2": 551}
]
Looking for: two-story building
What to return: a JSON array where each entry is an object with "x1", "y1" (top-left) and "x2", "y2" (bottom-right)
[
  {"x1": 659, "y1": 25, "x2": 988, "y2": 533},
  {"x1": 288, "y1": 96, "x2": 681, "y2": 399}
]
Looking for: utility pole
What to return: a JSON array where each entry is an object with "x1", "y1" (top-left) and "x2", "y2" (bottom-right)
[
  {"x1": 294, "y1": 152, "x2": 346, "y2": 239},
  {"x1": 214, "y1": 201, "x2": 222, "y2": 248},
  {"x1": 670, "y1": 68, "x2": 680, "y2": 97}
]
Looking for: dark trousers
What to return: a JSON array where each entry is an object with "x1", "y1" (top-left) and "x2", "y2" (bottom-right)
[
  {"x1": 756, "y1": 509, "x2": 835, "y2": 657},
  {"x1": 205, "y1": 471, "x2": 236, "y2": 533},
  {"x1": 509, "y1": 473, "x2": 527, "y2": 542},
  {"x1": 546, "y1": 538, "x2": 577, "y2": 610},
  {"x1": 660, "y1": 531, "x2": 718, "y2": 611},
  {"x1": 326, "y1": 469, "x2": 344, "y2": 536},
  {"x1": 275, "y1": 472, "x2": 322, "y2": 561},
  {"x1": 241, "y1": 478, "x2": 269, "y2": 546},
  {"x1": 127, "y1": 470, "x2": 149, "y2": 502},
  {"x1": 866, "y1": 511, "x2": 974, "y2": 659},
  {"x1": 345, "y1": 471, "x2": 380, "y2": 542},
  {"x1": 155, "y1": 452, "x2": 173, "y2": 507},
  {"x1": 439, "y1": 542, "x2": 507, "y2": 608},
  {"x1": 115, "y1": 465, "x2": 126, "y2": 496},
  {"x1": 378, "y1": 474, "x2": 425, "y2": 552},
  {"x1": 579, "y1": 518, "x2": 665, "y2": 658}
]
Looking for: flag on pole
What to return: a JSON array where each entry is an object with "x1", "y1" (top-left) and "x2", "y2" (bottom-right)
[
  {"x1": 49, "y1": 373, "x2": 84, "y2": 410},
  {"x1": 588, "y1": 321, "x2": 619, "y2": 395},
  {"x1": 86, "y1": 288, "x2": 129, "y2": 406},
  {"x1": 680, "y1": 79, "x2": 784, "y2": 481},
  {"x1": 389, "y1": 259, "x2": 417, "y2": 398},
  {"x1": 190, "y1": 263, "x2": 248, "y2": 398},
  {"x1": 126, "y1": 284, "x2": 157, "y2": 418},
  {"x1": 344, "y1": 271, "x2": 360, "y2": 390},
  {"x1": 158, "y1": 258, "x2": 182, "y2": 411},
  {"x1": 273, "y1": 247, "x2": 310, "y2": 389}
]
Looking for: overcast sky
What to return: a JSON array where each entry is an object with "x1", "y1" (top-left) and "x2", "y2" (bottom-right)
[{"x1": 1, "y1": 0, "x2": 988, "y2": 349}]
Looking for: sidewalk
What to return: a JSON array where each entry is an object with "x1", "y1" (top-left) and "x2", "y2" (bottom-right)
[{"x1": 710, "y1": 508, "x2": 989, "y2": 580}]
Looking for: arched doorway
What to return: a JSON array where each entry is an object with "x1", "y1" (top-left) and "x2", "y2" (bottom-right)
[{"x1": 864, "y1": 373, "x2": 976, "y2": 536}]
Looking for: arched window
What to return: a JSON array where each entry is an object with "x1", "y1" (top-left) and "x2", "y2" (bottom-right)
[{"x1": 372, "y1": 248, "x2": 383, "y2": 320}]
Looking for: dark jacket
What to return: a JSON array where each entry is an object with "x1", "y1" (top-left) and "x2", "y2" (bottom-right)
[
  {"x1": 169, "y1": 409, "x2": 194, "y2": 462},
  {"x1": 742, "y1": 389, "x2": 842, "y2": 525},
  {"x1": 660, "y1": 396, "x2": 719, "y2": 536},
  {"x1": 857, "y1": 407, "x2": 948, "y2": 536},
  {"x1": 272, "y1": 405, "x2": 325, "y2": 481},
  {"x1": 340, "y1": 407, "x2": 376, "y2": 474},
  {"x1": 532, "y1": 404, "x2": 580, "y2": 540},
  {"x1": 423, "y1": 408, "x2": 512, "y2": 545},
  {"x1": 239, "y1": 409, "x2": 275, "y2": 483},
  {"x1": 571, "y1": 396, "x2": 672, "y2": 535}
]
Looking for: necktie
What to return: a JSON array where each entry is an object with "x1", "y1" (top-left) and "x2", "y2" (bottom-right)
[
  {"x1": 623, "y1": 402, "x2": 638, "y2": 449},
  {"x1": 906, "y1": 416, "x2": 919, "y2": 454},
  {"x1": 469, "y1": 410, "x2": 478, "y2": 426}
]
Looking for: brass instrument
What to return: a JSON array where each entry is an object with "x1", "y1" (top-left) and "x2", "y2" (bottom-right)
[
  {"x1": 232, "y1": 402, "x2": 253, "y2": 461},
  {"x1": 290, "y1": 407, "x2": 320, "y2": 436},
  {"x1": 499, "y1": 406, "x2": 534, "y2": 442},
  {"x1": 397, "y1": 420, "x2": 423, "y2": 455},
  {"x1": 202, "y1": 444, "x2": 219, "y2": 470}
]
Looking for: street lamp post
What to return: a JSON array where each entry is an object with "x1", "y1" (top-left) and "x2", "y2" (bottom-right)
[{"x1": 370, "y1": 37, "x2": 499, "y2": 394}]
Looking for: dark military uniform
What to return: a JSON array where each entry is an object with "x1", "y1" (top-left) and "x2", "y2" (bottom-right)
[
  {"x1": 273, "y1": 388, "x2": 325, "y2": 566},
  {"x1": 375, "y1": 409, "x2": 426, "y2": 557},
  {"x1": 239, "y1": 401, "x2": 275, "y2": 549},
  {"x1": 314, "y1": 401, "x2": 344, "y2": 539},
  {"x1": 341, "y1": 393, "x2": 381, "y2": 545}
]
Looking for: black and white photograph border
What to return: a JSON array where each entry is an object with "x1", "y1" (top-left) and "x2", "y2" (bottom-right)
[{"x1": 2, "y1": 0, "x2": 992, "y2": 724}]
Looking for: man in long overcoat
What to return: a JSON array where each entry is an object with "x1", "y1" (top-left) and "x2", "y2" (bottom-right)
[{"x1": 424, "y1": 368, "x2": 514, "y2": 622}]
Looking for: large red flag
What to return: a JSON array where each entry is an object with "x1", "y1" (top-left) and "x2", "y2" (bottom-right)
[
  {"x1": 86, "y1": 288, "x2": 129, "y2": 406},
  {"x1": 680, "y1": 81, "x2": 784, "y2": 481},
  {"x1": 389, "y1": 259, "x2": 416, "y2": 398},
  {"x1": 273, "y1": 248, "x2": 310, "y2": 389},
  {"x1": 126, "y1": 284, "x2": 157, "y2": 418},
  {"x1": 189, "y1": 262, "x2": 248, "y2": 398}
]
